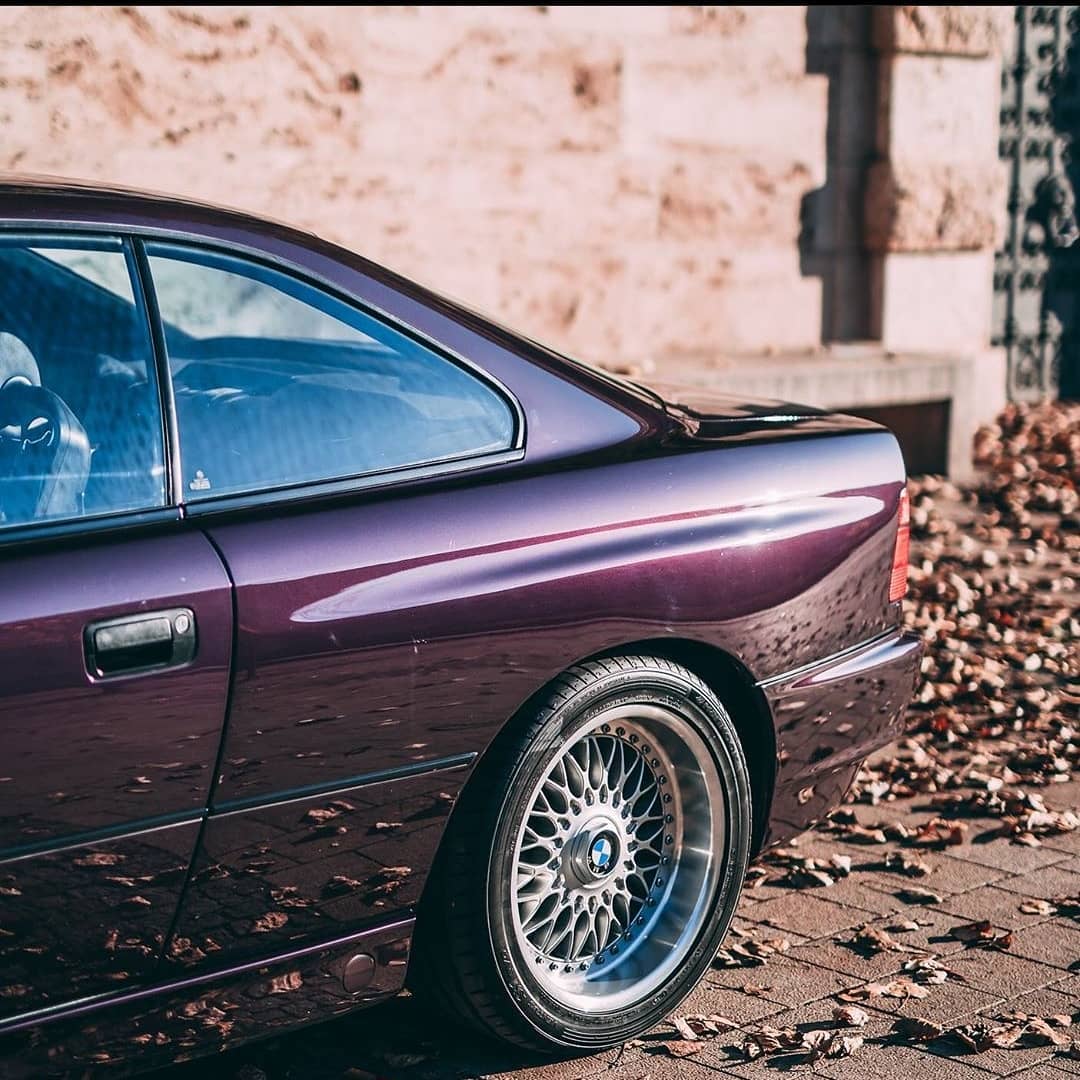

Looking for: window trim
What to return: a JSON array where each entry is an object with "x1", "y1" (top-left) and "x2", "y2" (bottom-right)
[{"x1": 0, "y1": 230, "x2": 174, "y2": 546}]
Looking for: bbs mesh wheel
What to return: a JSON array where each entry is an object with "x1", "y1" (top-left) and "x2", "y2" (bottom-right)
[{"x1": 411, "y1": 655, "x2": 752, "y2": 1053}]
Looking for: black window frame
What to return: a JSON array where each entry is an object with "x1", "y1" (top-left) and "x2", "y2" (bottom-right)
[
  {"x1": 0, "y1": 230, "x2": 177, "y2": 547},
  {"x1": 133, "y1": 236, "x2": 525, "y2": 516}
]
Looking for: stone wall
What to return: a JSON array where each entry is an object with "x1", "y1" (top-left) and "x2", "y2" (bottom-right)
[{"x1": 0, "y1": 5, "x2": 829, "y2": 370}]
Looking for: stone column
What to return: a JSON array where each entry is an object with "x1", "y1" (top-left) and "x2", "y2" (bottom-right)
[{"x1": 865, "y1": 6, "x2": 1014, "y2": 475}]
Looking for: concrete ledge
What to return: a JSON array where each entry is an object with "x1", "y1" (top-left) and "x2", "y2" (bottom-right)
[{"x1": 657, "y1": 344, "x2": 1006, "y2": 480}]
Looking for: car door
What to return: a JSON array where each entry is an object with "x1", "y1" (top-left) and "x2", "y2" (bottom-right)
[{"x1": 0, "y1": 235, "x2": 232, "y2": 1018}]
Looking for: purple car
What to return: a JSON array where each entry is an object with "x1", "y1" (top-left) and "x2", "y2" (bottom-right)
[{"x1": 0, "y1": 177, "x2": 921, "y2": 1073}]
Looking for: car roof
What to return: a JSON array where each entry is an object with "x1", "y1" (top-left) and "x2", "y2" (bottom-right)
[{"x1": 0, "y1": 170, "x2": 295, "y2": 227}]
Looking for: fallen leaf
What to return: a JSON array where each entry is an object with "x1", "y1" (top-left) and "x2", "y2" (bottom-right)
[
  {"x1": 1019, "y1": 898, "x2": 1057, "y2": 916},
  {"x1": 893, "y1": 1017, "x2": 944, "y2": 1042},
  {"x1": 252, "y1": 912, "x2": 288, "y2": 933},
  {"x1": 268, "y1": 970, "x2": 302, "y2": 994},
  {"x1": 73, "y1": 852, "x2": 123, "y2": 868},
  {"x1": 839, "y1": 977, "x2": 930, "y2": 1001},
  {"x1": 833, "y1": 1005, "x2": 870, "y2": 1027},
  {"x1": 897, "y1": 886, "x2": 943, "y2": 904}
]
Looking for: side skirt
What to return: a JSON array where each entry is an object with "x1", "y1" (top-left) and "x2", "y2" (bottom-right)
[{"x1": 0, "y1": 918, "x2": 413, "y2": 1077}]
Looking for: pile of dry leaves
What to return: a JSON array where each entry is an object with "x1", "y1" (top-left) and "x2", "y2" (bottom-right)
[{"x1": 853, "y1": 401, "x2": 1078, "y2": 835}]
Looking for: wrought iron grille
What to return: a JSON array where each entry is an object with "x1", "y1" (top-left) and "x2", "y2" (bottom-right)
[{"x1": 994, "y1": 5, "x2": 1080, "y2": 400}]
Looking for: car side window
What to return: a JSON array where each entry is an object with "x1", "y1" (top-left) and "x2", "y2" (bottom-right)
[
  {"x1": 144, "y1": 243, "x2": 517, "y2": 500},
  {"x1": 0, "y1": 237, "x2": 166, "y2": 529}
]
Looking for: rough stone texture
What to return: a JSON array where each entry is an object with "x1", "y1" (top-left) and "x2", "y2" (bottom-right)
[
  {"x1": 876, "y1": 54, "x2": 1002, "y2": 165},
  {"x1": 876, "y1": 250, "x2": 996, "y2": 355},
  {"x1": 864, "y1": 160, "x2": 1008, "y2": 253},
  {"x1": 874, "y1": 5, "x2": 1016, "y2": 58},
  {"x1": 0, "y1": 5, "x2": 829, "y2": 368}
]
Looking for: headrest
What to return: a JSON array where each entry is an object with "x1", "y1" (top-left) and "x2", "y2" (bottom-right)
[{"x1": 0, "y1": 334, "x2": 40, "y2": 390}]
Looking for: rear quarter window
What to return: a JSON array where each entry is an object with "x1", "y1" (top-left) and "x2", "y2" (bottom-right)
[{"x1": 144, "y1": 243, "x2": 516, "y2": 500}]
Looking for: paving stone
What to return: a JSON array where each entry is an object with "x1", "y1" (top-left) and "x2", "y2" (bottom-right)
[
  {"x1": 864, "y1": 850, "x2": 1010, "y2": 900},
  {"x1": 707, "y1": 956, "x2": 856, "y2": 1009},
  {"x1": 941, "y1": 885, "x2": 1061, "y2": 931},
  {"x1": 1042, "y1": 1058, "x2": 1080, "y2": 1077},
  {"x1": 791, "y1": 907, "x2": 978, "y2": 982},
  {"x1": 950, "y1": 838, "x2": 1074, "y2": 876},
  {"x1": 677, "y1": 977, "x2": 787, "y2": 1026},
  {"x1": 1005, "y1": 920, "x2": 1080, "y2": 972},
  {"x1": 812, "y1": 1041, "x2": 1001, "y2": 1080},
  {"x1": 853, "y1": 975, "x2": 1002, "y2": 1026},
  {"x1": 995, "y1": 865, "x2": 1080, "y2": 900},
  {"x1": 923, "y1": 1022, "x2": 1072, "y2": 1078},
  {"x1": 717, "y1": 997, "x2": 897, "y2": 1076},
  {"x1": 742, "y1": 892, "x2": 876, "y2": 939},
  {"x1": 1041, "y1": 829, "x2": 1080, "y2": 857},
  {"x1": 942, "y1": 949, "x2": 1065, "y2": 998},
  {"x1": 786, "y1": 934, "x2": 910, "y2": 982}
]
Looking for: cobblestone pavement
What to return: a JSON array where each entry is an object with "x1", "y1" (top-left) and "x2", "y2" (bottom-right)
[
  {"x1": 166, "y1": 775, "x2": 1080, "y2": 1080},
  {"x1": 166, "y1": 409, "x2": 1078, "y2": 1080}
]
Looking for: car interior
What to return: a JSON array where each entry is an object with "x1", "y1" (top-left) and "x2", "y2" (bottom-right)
[{"x1": 0, "y1": 246, "x2": 163, "y2": 527}]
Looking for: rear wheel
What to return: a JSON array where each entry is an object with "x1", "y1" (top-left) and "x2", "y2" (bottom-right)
[{"x1": 412, "y1": 655, "x2": 751, "y2": 1052}]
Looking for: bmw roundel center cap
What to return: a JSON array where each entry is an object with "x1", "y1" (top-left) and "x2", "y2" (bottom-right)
[{"x1": 588, "y1": 831, "x2": 618, "y2": 876}]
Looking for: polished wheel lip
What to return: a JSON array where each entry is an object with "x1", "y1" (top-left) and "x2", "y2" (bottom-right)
[{"x1": 507, "y1": 699, "x2": 726, "y2": 1014}]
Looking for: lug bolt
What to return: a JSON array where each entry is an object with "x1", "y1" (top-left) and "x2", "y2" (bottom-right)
[
  {"x1": 601, "y1": 724, "x2": 611, "y2": 733},
  {"x1": 596, "y1": 955, "x2": 605, "y2": 964},
  {"x1": 611, "y1": 943, "x2": 619, "y2": 954},
  {"x1": 641, "y1": 745, "x2": 650, "y2": 754},
  {"x1": 665, "y1": 834, "x2": 673, "y2": 845},
  {"x1": 664, "y1": 793, "x2": 672, "y2": 803},
  {"x1": 664, "y1": 814, "x2": 673, "y2": 823},
  {"x1": 629, "y1": 734, "x2": 639, "y2": 743},
  {"x1": 616, "y1": 727, "x2": 625, "y2": 737}
]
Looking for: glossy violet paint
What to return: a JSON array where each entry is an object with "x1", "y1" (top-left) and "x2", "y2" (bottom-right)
[{"x1": 0, "y1": 178, "x2": 922, "y2": 1074}]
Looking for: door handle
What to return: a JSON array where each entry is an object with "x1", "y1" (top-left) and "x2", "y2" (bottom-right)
[{"x1": 84, "y1": 608, "x2": 197, "y2": 678}]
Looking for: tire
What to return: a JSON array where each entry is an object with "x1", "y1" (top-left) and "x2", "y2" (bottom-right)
[{"x1": 411, "y1": 654, "x2": 752, "y2": 1053}]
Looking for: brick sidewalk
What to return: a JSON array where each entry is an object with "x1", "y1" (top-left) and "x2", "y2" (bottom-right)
[{"x1": 176, "y1": 777, "x2": 1079, "y2": 1080}]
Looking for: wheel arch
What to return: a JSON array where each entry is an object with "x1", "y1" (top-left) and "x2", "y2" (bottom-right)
[{"x1": 455, "y1": 636, "x2": 777, "y2": 859}]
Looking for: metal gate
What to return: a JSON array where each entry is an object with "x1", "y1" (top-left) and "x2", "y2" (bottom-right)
[{"x1": 994, "y1": 5, "x2": 1080, "y2": 400}]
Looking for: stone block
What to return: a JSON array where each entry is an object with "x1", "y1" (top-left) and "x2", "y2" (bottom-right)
[
  {"x1": 657, "y1": 150, "x2": 818, "y2": 246},
  {"x1": 864, "y1": 159, "x2": 1008, "y2": 252},
  {"x1": 623, "y1": 34, "x2": 827, "y2": 159},
  {"x1": 877, "y1": 54, "x2": 1000, "y2": 163},
  {"x1": 874, "y1": 250, "x2": 994, "y2": 353},
  {"x1": 630, "y1": 247, "x2": 824, "y2": 356},
  {"x1": 874, "y1": 5, "x2": 1016, "y2": 58},
  {"x1": 359, "y1": 18, "x2": 623, "y2": 155}
]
